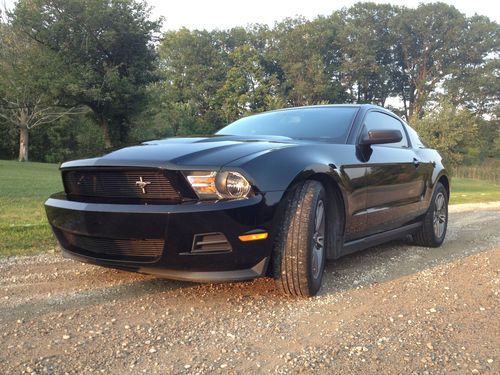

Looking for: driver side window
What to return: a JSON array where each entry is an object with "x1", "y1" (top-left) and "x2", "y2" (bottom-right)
[{"x1": 364, "y1": 112, "x2": 408, "y2": 148}]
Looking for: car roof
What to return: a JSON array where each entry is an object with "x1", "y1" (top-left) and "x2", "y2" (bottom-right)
[{"x1": 261, "y1": 103, "x2": 385, "y2": 114}]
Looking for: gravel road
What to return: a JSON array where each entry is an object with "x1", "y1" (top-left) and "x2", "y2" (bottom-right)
[{"x1": 0, "y1": 205, "x2": 499, "y2": 374}]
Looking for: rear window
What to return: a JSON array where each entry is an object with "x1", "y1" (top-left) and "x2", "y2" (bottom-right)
[{"x1": 216, "y1": 107, "x2": 358, "y2": 143}]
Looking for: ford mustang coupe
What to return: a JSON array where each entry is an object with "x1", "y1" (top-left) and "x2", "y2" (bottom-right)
[{"x1": 45, "y1": 104, "x2": 449, "y2": 296}]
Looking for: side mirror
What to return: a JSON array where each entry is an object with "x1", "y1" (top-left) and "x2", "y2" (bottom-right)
[{"x1": 359, "y1": 129, "x2": 402, "y2": 146}]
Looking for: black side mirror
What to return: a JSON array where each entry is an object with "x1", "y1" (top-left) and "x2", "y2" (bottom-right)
[{"x1": 359, "y1": 129, "x2": 402, "y2": 146}]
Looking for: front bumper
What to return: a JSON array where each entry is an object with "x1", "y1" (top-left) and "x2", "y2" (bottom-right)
[{"x1": 45, "y1": 192, "x2": 283, "y2": 281}]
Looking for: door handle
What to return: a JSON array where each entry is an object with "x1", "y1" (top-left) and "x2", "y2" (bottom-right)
[{"x1": 413, "y1": 158, "x2": 421, "y2": 167}]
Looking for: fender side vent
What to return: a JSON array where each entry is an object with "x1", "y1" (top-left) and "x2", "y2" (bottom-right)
[{"x1": 191, "y1": 233, "x2": 232, "y2": 253}]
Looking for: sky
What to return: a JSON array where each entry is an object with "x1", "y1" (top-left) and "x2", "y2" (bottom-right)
[
  {"x1": 2, "y1": 0, "x2": 499, "y2": 29},
  {"x1": 150, "y1": 0, "x2": 500, "y2": 31}
]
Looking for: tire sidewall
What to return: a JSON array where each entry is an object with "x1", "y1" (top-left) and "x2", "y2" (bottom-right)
[
  {"x1": 430, "y1": 183, "x2": 448, "y2": 245},
  {"x1": 306, "y1": 185, "x2": 327, "y2": 295}
]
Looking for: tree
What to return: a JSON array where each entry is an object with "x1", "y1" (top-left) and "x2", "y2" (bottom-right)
[
  {"x1": 216, "y1": 45, "x2": 284, "y2": 123},
  {"x1": 411, "y1": 99, "x2": 478, "y2": 166},
  {"x1": 0, "y1": 16, "x2": 85, "y2": 161},
  {"x1": 1, "y1": 1, "x2": 498, "y2": 164},
  {"x1": 443, "y1": 56, "x2": 499, "y2": 162},
  {"x1": 0, "y1": 99, "x2": 85, "y2": 162},
  {"x1": 132, "y1": 81, "x2": 198, "y2": 139},
  {"x1": 443, "y1": 15, "x2": 499, "y2": 118},
  {"x1": 445, "y1": 59, "x2": 500, "y2": 118},
  {"x1": 159, "y1": 28, "x2": 227, "y2": 121},
  {"x1": 12, "y1": 0, "x2": 162, "y2": 148},
  {"x1": 391, "y1": 3, "x2": 498, "y2": 120},
  {"x1": 338, "y1": 3, "x2": 399, "y2": 105},
  {"x1": 269, "y1": 17, "x2": 339, "y2": 106}
]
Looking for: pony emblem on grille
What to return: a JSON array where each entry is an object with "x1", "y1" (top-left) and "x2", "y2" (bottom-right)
[{"x1": 135, "y1": 177, "x2": 151, "y2": 194}]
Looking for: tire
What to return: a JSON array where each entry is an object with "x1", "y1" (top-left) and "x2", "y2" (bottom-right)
[
  {"x1": 273, "y1": 180, "x2": 327, "y2": 297},
  {"x1": 413, "y1": 182, "x2": 448, "y2": 247}
]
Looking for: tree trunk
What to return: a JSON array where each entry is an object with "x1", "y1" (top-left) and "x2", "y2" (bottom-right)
[
  {"x1": 98, "y1": 115, "x2": 113, "y2": 148},
  {"x1": 401, "y1": 84, "x2": 408, "y2": 121},
  {"x1": 408, "y1": 82, "x2": 416, "y2": 119},
  {"x1": 413, "y1": 101, "x2": 423, "y2": 119},
  {"x1": 18, "y1": 126, "x2": 29, "y2": 161}
]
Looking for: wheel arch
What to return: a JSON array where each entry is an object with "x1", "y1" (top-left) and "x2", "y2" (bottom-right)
[
  {"x1": 276, "y1": 167, "x2": 346, "y2": 260},
  {"x1": 437, "y1": 174, "x2": 450, "y2": 199},
  {"x1": 308, "y1": 173, "x2": 346, "y2": 259}
]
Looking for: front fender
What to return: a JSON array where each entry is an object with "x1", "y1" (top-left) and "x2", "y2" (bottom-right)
[
  {"x1": 224, "y1": 143, "x2": 354, "y2": 193},
  {"x1": 429, "y1": 153, "x2": 450, "y2": 195}
]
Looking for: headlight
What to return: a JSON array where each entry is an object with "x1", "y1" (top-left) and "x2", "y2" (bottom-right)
[
  {"x1": 216, "y1": 171, "x2": 251, "y2": 198},
  {"x1": 185, "y1": 171, "x2": 252, "y2": 200}
]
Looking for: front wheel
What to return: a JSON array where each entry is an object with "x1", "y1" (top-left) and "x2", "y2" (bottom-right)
[
  {"x1": 413, "y1": 182, "x2": 448, "y2": 247},
  {"x1": 273, "y1": 180, "x2": 327, "y2": 297}
]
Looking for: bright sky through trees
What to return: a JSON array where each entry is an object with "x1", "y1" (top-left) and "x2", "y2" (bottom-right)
[
  {"x1": 148, "y1": 0, "x2": 500, "y2": 30},
  {"x1": 3, "y1": 0, "x2": 499, "y2": 30}
]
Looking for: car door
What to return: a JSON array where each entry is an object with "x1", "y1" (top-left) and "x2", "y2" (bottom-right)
[
  {"x1": 340, "y1": 160, "x2": 368, "y2": 242},
  {"x1": 360, "y1": 111, "x2": 426, "y2": 236}
]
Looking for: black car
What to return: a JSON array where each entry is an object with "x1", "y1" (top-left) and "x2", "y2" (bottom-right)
[{"x1": 45, "y1": 104, "x2": 449, "y2": 296}]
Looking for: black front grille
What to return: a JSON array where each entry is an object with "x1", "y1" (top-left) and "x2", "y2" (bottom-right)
[
  {"x1": 63, "y1": 169, "x2": 181, "y2": 200},
  {"x1": 55, "y1": 229, "x2": 164, "y2": 262}
]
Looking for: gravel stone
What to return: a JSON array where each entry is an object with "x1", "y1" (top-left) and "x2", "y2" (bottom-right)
[{"x1": 0, "y1": 207, "x2": 498, "y2": 374}]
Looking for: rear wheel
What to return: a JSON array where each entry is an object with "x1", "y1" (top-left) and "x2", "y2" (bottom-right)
[
  {"x1": 273, "y1": 180, "x2": 327, "y2": 297},
  {"x1": 413, "y1": 182, "x2": 448, "y2": 247}
]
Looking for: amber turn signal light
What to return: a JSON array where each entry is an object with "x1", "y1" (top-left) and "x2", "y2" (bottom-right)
[{"x1": 238, "y1": 232, "x2": 268, "y2": 242}]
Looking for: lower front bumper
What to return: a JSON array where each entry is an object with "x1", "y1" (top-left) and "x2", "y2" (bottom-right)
[
  {"x1": 45, "y1": 192, "x2": 284, "y2": 281},
  {"x1": 62, "y1": 248, "x2": 268, "y2": 282}
]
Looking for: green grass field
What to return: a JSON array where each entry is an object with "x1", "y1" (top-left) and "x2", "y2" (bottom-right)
[
  {"x1": 0, "y1": 160, "x2": 499, "y2": 257},
  {"x1": 449, "y1": 178, "x2": 500, "y2": 204},
  {"x1": 0, "y1": 160, "x2": 62, "y2": 256}
]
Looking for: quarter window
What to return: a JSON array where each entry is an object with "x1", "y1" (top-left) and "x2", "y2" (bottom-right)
[
  {"x1": 406, "y1": 124, "x2": 427, "y2": 148},
  {"x1": 363, "y1": 112, "x2": 408, "y2": 148}
]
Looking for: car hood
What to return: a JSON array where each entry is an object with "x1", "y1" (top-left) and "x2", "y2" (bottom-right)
[{"x1": 61, "y1": 135, "x2": 298, "y2": 169}]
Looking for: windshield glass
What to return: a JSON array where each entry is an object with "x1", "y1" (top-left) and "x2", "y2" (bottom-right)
[{"x1": 216, "y1": 107, "x2": 358, "y2": 143}]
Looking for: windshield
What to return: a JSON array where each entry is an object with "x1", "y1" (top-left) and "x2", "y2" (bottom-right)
[{"x1": 216, "y1": 107, "x2": 358, "y2": 143}]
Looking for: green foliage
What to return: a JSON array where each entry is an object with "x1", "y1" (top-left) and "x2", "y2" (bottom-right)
[
  {"x1": 158, "y1": 28, "x2": 227, "y2": 132},
  {"x1": 268, "y1": 16, "x2": 344, "y2": 106},
  {"x1": 0, "y1": 12, "x2": 78, "y2": 161},
  {"x1": 29, "y1": 115, "x2": 106, "y2": 163},
  {"x1": 216, "y1": 44, "x2": 284, "y2": 123},
  {"x1": 412, "y1": 100, "x2": 478, "y2": 166},
  {"x1": 0, "y1": 119, "x2": 17, "y2": 159},
  {"x1": 468, "y1": 118, "x2": 500, "y2": 162},
  {"x1": 11, "y1": 0, "x2": 162, "y2": 147},
  {"x1": 391, "y1": 3, "x2": 469, "y2": 118},
  {"x1": 445, "y1": 58, "x2": 500, "y2": 118},
  {"x1": 338, "y1": 2, "x2": 399, "y2": 105},
  {"x1": 127, "y1": 82, "x2": 190, "y2": 140},
  {"x1": 0, "y1": 15, "x2": 63, "y2": 100},
  {"x1": 0, "y1": 1, "x2": 498, "y2": 167}
]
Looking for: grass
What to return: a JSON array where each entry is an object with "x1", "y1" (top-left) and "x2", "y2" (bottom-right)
[
  {"x1": 0, "y1": 160, "x2": 62, "y2": 256},
  {"x1": 450, "y1": 178, "x2": 500, "y2": 204},
  {"x1": 0, "y1": 160, "x2": 499, "y2": 257}
]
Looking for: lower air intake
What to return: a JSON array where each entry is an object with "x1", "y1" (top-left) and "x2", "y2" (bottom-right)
[{"x1": 54, "y1": 228, "x2": 164, "y2": 262}]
